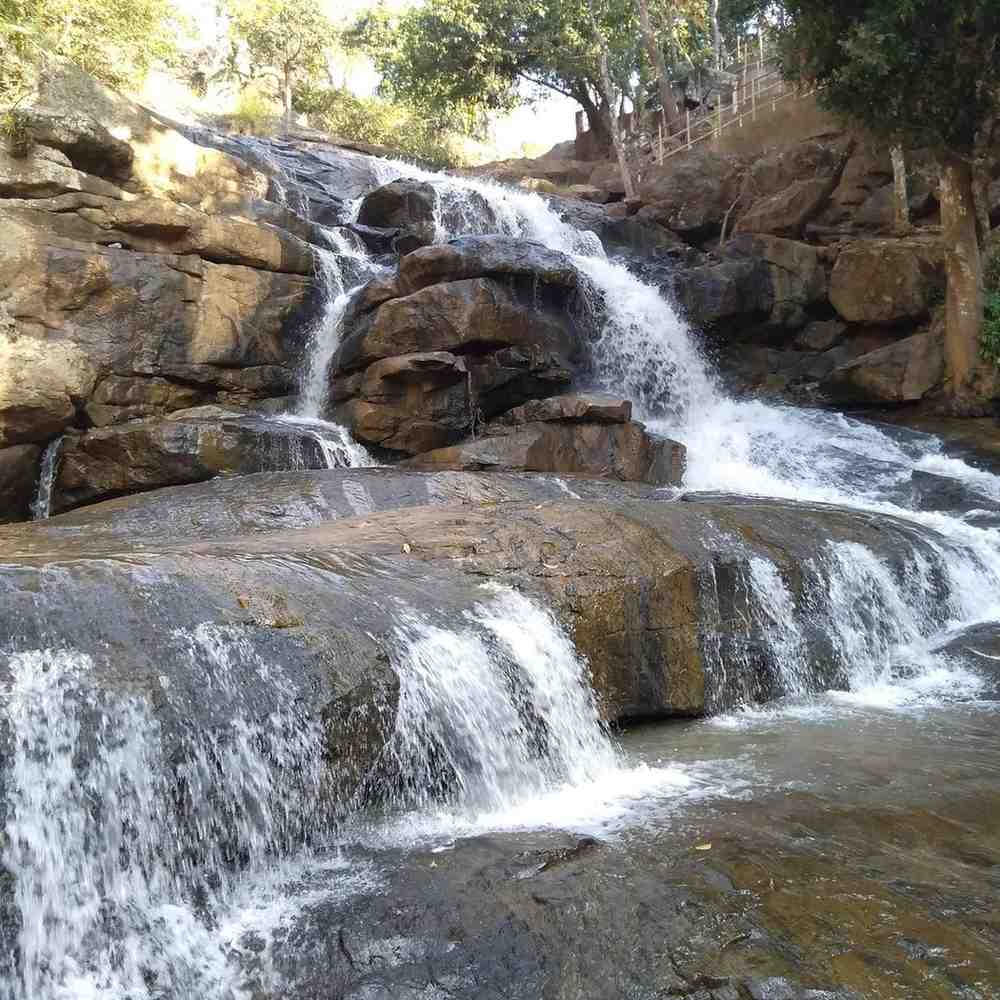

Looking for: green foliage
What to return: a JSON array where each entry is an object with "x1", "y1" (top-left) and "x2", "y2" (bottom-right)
[
  {"x1": 226, "y1": 0, "x2": 335, "y2": 111},
  {"x1": 1, "y1": 0, "x2": 183, "y2": 102},
  {"x1": 1, "y1": 107, "x2": 32, "y2": 155},
  {"x1": 350, "y1": 0, "x2": 644, "y2": 136},
  {"x1": 980, "y1": 291, "x2": 1000, "y2": 365},
  {"x1": 230, "y1": 85, "x2": 278, "y2": 134},
  {"x1": 778, "y1": 1, "x2": 1000, "y2": 157},
  {"x1": 293, "y1": 83, "x2": 466, "y2": 168}
]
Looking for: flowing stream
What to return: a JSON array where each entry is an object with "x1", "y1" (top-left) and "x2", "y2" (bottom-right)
[{"x1": 4, "y1": 144, "x2": 1000, "y2": 998}]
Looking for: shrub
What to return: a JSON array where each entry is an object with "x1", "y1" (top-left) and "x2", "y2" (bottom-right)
[
  {"x1": 230, "y1": 85, "x2": 279, "y2": 135},
  {"x1": 294, "y1": 84, "x2": 466, "y2": 169}
]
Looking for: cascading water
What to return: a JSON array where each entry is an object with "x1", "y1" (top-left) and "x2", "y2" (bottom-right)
[
  {"x1": 30, "y1": 436, "x2": 62, "y2": 521},
  {"x1": 1, "y1": 627, "x2": 331, "y2": 1000},
  {"x1": 353, "y1": 157, "x2": 1000, "y2": 710}
]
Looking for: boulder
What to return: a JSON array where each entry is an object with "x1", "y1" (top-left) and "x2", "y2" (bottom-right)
[
  {"x1": 489, "y1": 393, "x2": 631, "y2": 427},
  {"x1": 588, "y1": 160, "x2": 628, "y2": 197},
  {"x1": 723, "y1": 235, "x2": 827, "y2": 328},
  {"x1": 337, "y1": 353, "x2": 472, "y2": 454},
  {"x1": 567, "y1": 183, "x2": 612, "y2": 204},
  {"x1": 335, "y1": 277, "x2": 580, "y2": 375},
  {"x1": 934, "y1": 622, "x2": 1000, "y2": 698},
  {"x1": 356, "y1": 178, "x2": 437, "y2": 250},
  {"x1": 822, "y1": 331, "x2": 944, "y2": 404},
  {"x1": 829, "y1": 238, "x2": 945, "y2": 324},
  {"x1": 402, "y1": 420, "x2": 686, "y2": 487},
  {"x1": 0, "y1": 444, "x2": 41, "y2": 523},
  {"x1": 50, "y1": 415, "x2": 329, "y2": 514},
  {"x1": 670, "y1": 258, "x2": 770, "y2": 332},
  {"x1": 636, "y1": 151, "x2": 745, "y2": 240},
  {"x1": 331, "y1": 237, "x2": 586, "y2": 450},
  {"x1": 735, "y1": 177, "x2": 838, "y2": 238},
  {"x1": 794, "y1": 320, "x2": 848, "y2": 352},
  {"x1": 740, "y1": 138, "x2": 853, "y2": 205},
  {"x1": 671, "y1": 235, "x2": 826, "y2": 336}
]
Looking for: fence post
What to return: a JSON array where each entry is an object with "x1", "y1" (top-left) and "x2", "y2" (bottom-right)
[{"x1": 686, "y1": 109, "x2": 691, "y2": 149}]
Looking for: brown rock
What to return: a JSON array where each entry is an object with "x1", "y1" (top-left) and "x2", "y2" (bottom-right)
[
  {"x1": 567, "y1": 184, "x2": 612, "y2": 204},
  {"x1": 822, "y1": 330, "x2": 944, "y2": 403},
  {"x1": 636, "y1": 151, "x2": 745, "y2": 239},
  {"x1": 0, "y1": 444, "x2": 41, "y2": 523},
  {"x1": 403, "y1": 420, "x2": 686, "y2": 486},
  {"x1": 335, "y1": 276, "x2": 580, "y2": 375},
  {"x1": 51, "y1": 416, "x2": 329, "y2": 513},
  {"x1": 794, "y1": 320, "x2": 848, "y2": 352},
  {"x1": 829, "y1": 238, "x2": 945, "y2": 324},
  {"x1": 339, "y1": 352, "x2": 472, "y2": 454},
  {"x1": 0, "y1": 145, "x2": 127, "y2": 200},
  {"x1": 0, "y1": 208, "x2": 309, "y2": 446},
  {"x1": 489, "y1": 393, "x2": 632, "y2": 427},
  {"x1": 735, "y1": 177, "x2": 837, "y2": 238}
]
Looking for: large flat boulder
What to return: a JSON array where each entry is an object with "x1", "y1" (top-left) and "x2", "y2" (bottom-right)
[
  {"x1": 402, "y1": 420, "x2": 686, "y2": 487},
  {"x1": 50, "y1": 414, "x2": 330, "y2": 514},
  {"x1": 822, "y1": 330, "x2": 944, "y2": 403},
  {"x1": 829, "y1": 238, "x2": 945, "y2": 324}
]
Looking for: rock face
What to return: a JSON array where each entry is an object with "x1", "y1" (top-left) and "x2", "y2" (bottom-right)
[
  {"x1": 50, "y1": 414, "x2": 330, "y2": 514},
  {"x1": 331, "y1": 237, "x2": 587, "y2": 453},
  {"x1": 0, "y1": 444, "x2": 41, "y2": 523},
  {"x1": 0, "y1": 468, "x2": 953, "y2": 725},
  {"x1": 829, "y1": 238, "x2": 945, "y2": 324},
  {"x1": 0, "y1": 207, "x2": 311, "y2": 448}
]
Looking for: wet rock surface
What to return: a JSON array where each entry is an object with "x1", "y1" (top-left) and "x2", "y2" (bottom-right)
[{"x1": 260, "y1": 707, "x2": 1000, "y2": 1000}]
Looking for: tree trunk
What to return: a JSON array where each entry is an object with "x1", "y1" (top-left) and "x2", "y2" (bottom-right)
[
  {"x1": 710, "y1": 0, "x2": 722, "y2": 70},
  {"x1": 940, "y1": 156, "x2": 989, "y2": 411},
  {"x1": 890, "y1": 146, "x2": 909, "y2": 234},
  {"x1": 635, "y1": 0, "x2": 682, "y2": 134},
  {"x1": 573, "y1": 83, "x2": 612, "y2": 151},
  {"x1": 596, "y1": 43, "x2": 635, "y2": 200},
  {"x1": 282, "y1": 65, "x2": 294, "y2": 134}
]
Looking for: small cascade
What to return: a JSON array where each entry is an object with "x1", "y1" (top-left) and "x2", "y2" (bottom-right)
[
  {"x1": 297, "y1": 229, "x2": 384, "y2": 422},
  {"x1": 30, "y1": 436, "x2": 62, "y2": 521},
  {"x1": 382, "y1": 588, "x2": 618, "y2": 823},
  {"x1": 1, "y1": 626, "x2": 329, "y2": 1000}
]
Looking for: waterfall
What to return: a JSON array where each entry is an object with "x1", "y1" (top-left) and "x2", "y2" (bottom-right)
[
  {"x1": 383, "y1": 588, "x2": 617, "y2": 822},
  {"x1": 1, "y1": 627, "x2": 330, "y2": 1000},
  {"x1": 297, "y1": 229, "x2": 384, "y2": 421},
  {"x1": 352, "y1": 157, "x2": 1000, "y2": 709},
  {"x1": 30, "y1": 436, "x2": 63, "y2": 521}
]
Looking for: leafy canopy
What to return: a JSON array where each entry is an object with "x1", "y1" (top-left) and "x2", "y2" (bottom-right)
[
  {"x1": 227, "y1": 0, "x2": 334, "y2": 82},
  {"x1": 352, "y1": 0, "x2": 643, "y2": 122},
  {"x1": 779, "y1": 0, "x2": 1000, "y2": 155},
  {"x1": 1, "y1": 0, "x2": 182, "y2": 101}
]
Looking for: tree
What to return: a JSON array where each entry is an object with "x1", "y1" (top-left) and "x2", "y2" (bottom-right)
[
  {"x1": 780, "y1": 0, "x2": 1000, "y2": 412},
  {"x1": 1, "y1": 0, "x2": 182, "y2": 102},
  {"x1": 636, "y1": 0, "x2": 682, "y2": 132},
  {"x1": 354, "y1": 0, "x2": 641, "y2": 151},
  {"x1": 226, "y1": 0, "x2": 335, "y2": 132}
]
